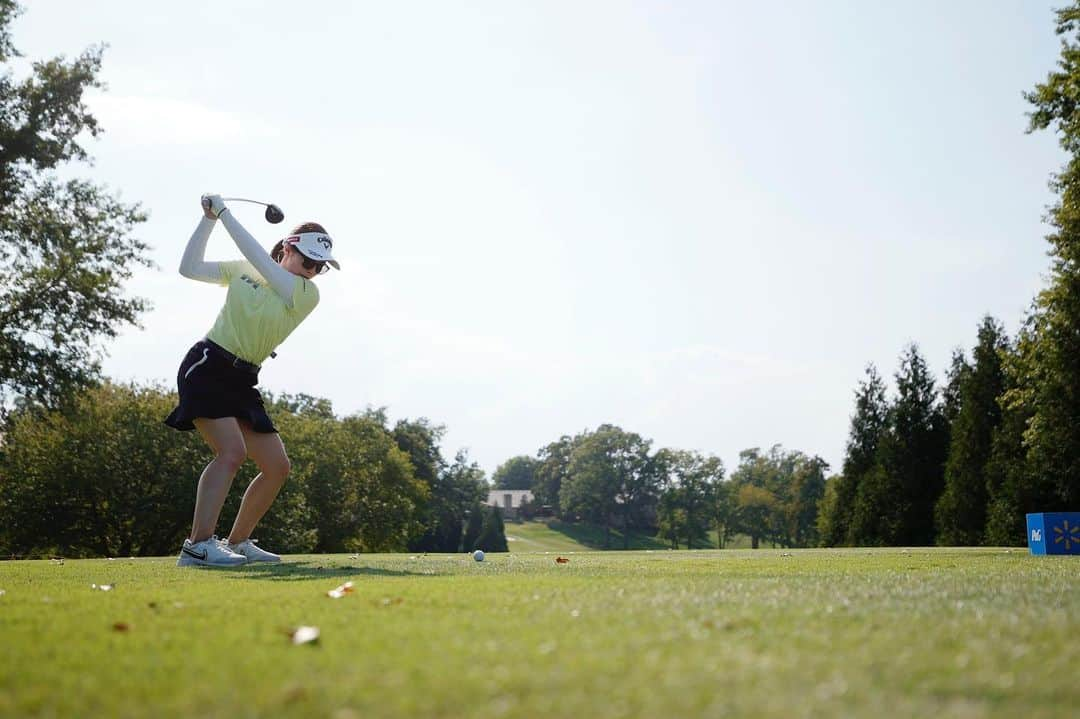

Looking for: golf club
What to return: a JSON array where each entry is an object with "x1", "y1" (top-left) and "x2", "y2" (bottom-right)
[{"x1": 221, "y1": 197, "x2": 285, "y2": 224}]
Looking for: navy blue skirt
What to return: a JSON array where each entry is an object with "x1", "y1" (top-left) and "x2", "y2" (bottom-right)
[{"x1": 163, "y1": 341, "x2": 277, "y2": 433}]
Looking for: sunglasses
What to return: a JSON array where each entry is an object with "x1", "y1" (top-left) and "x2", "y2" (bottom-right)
[
  {"x1": 299, "y1": 255, "x2": 328, "y2": 274},
  {"x1": 287, "y1": 245, "x2": 329, "y2": 274}
]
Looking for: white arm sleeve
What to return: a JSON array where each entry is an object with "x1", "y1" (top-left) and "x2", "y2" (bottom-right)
[
  {"x1": 219, "y1": 209, "x2": 297, "y2": 304},
  {"x1": 178, "y1": 217, "x2": 224, "y2": 283}
]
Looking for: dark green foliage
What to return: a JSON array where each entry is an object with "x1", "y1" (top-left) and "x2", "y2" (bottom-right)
[
  {"x1": 995, "y1": 3, "x2": 1080, "y2": 525},
  {"x1": 475, "y1": 506, "x2": 508, "y2": 552},
  {"x1": 534, "y1": 434, "x2": 578, "y2": 516},
  {"x1": 492, "y1": 455, "x2": 538, "y2": 490},
  {"x1": 935, "y1": 317, "x2": 1007, "y2": 545},
  {"x1": 561, "y1": 425, "x2": 661, "y2": 549},
  {"x1": 655, "y1": 449, "x2": 723, "y2": 549},
  {"x1": 726, "y1": 446, "x2": 823, "y2": 549},
  {"x1": 461, "y1": 503, "x2": 484, "y2": 552},
  {"x1": 846, "y1": 346, "x2": 948, "y2": 546},
  {"x1": 712, "y1": 480, "x2": 736, "y2": 548},
  {"x1": 848, "y1": 462, "x2": 905, "y2": 546},
  {"x1": 0, "y1": 383, "x2": 203, "y2": 557},
  {"x1": 0, "y1": 383, "x2": 431, "y2": 557},
  {"x1": 788, "y1": 456, "x2": 828, "y2": 547},
  {"x1": 984, "y1": 321, "x2": 1055, "y2": 545},
  {"x1": 885, "y1": 344, "x2": 949, "y2": 545},
  {"x1": 820, "y1": 365, "x2": 888, "y2": 546},
  {"x1": 0, "y1": 2, "x2": 152, "y2": 409}
]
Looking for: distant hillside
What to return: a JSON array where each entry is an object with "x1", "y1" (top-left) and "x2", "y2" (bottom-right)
[{"x1": 503, "y1": 519, "x2": 764, "y2": 552}]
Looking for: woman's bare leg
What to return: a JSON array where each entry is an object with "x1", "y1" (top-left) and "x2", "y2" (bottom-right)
[
  {"x1": 190, "y1": 417, "x2": 247, "y2": 542},
  {"x1": 227, "y1": 423, "x2": 291, "y2": 544}
]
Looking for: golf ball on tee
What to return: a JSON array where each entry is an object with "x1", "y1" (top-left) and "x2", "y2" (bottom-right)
[{"x1": 473, "y1": 550, "x2": 485, "y2": 562}]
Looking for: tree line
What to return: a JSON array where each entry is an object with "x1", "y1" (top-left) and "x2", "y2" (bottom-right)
[
  {"x1": 494, "y1": 428, "x2": 827, "y2": 550},
  {"x1": 0, "y1": 382, "x2": 513, "y2": 558}
]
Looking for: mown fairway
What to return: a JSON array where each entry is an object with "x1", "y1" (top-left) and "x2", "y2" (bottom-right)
[{"x1": 1, "y1": 549, "x2": 1077, "y2": 719}]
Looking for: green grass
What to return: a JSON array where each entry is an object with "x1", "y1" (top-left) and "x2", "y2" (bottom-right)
[
  {"x1": 504, "y1": 519, "x2": 670, "y2": 551},
  {"x1": 1, "y1": 549, "x2": 1078, "y2": 718},
  {"x1": 504, "y1": 519, "x2": 759, "y2": 551}
]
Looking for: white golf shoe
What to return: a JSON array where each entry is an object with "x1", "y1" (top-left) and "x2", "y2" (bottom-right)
[
  {"x1": 176, "y1": 536, "x2": 248, "y2": 567},
  {"x1": 228, "y1": 538, "x2": 281, "y2": 563}
]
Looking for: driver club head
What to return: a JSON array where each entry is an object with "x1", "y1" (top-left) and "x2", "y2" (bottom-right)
[{"x1": 264, "y1": 204, "x2": 284, "y2": 224}]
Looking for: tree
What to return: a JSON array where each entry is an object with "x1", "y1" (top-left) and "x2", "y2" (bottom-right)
[
  {"x1": 985, "y1": 320, "x2": 1053, "y2": 545},
  {"x1": 562, "y1": 425, "x2": 660, "y2": 549},
  {"x1": 987, "y1": 3, "x2": 1080, "y2": 530},
  {"x1": 788, "y1": 455, "x2": 828, "y2": 548},
  {"x1": 712, "y1": 480, "x2": 737, "y2": 548},
  {"x1": 935, "y1": 317, "x2": 1007, "y2": 545},
  {"x1": 728, "y1": 448, "x2": 783, "y2": 548},
  {"x1": 877, "y1": 344, "x2": 948, "y2": 545},
  {"x1": 475, "y1": 506, "x2": 509, "y2": 553},
  {"x1": 492, "y1": 455, "x2": 538, "y2": 490},
  {"x1": 0, "y1": 382, "x2": 204, "y2": 557},
  {"x1": 734, "y1": 484, "x2": 778, "y2": 549},
  {"x1": 822, "y1": 365, "x2": 889, "y2": 546},
  {"x1": 413, "y1": 450, "x2": 487, "y2": 552},
  {"x1": 534, "y1": 434, "x2": 578, "y2": 516},
  {"x1": 941, "y1": 349, "x2": 970, "y2": 428},
  {"x1": 461, "y1": 502, "x2": 484, "y2": 552},
  {"x1": 657, "y1": 449, "x2": 723, "y2": 549},
  {"x1": 0, "y1": 1, "x2": 151, "y2": 409}
]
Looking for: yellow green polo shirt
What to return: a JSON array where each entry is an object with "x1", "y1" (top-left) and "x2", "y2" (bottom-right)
[{"x1": 205, "y1": 261, "x2": 319, "y2": 365}]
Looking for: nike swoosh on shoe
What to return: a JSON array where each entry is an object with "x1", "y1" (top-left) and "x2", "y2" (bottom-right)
[{"x1": 182, "y1": 547, "x2": 208, "y2": 561}]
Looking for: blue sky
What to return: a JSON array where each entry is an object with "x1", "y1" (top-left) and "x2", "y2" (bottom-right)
[{"x1": 12, "y1": 1, "x2": 1066, "y2": 477}]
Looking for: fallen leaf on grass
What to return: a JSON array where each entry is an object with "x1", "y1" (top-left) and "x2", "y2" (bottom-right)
[
  {"x1": 91, "y1": 583, "x2": 115, "y2": 592},
  {"x1": 327, "y1": 581, "x2": 354, "y2": 599},
  {"x1": 288, "y1": 626, "x2": 320, "y2": 645},
  {"x1": 283, "y1": 685, "x2": 308, "y2": 704},
  {"x1": 555, "y1": 557, "x2": 569, "y2": 564},
  {"x1": 112, "y1": 622, "x2": 130, "y2": 632}
]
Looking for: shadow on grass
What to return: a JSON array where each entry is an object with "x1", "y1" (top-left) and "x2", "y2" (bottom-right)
[
  {"x1": 230, "y1": 560, "x2": 434, "y2": 581},
  {"x1": 541, "y1": 520, "x2": 672, "y2": 551}
]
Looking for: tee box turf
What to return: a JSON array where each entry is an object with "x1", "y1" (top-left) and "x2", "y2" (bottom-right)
[{"x1": 1026, "y1": 512, "x2": 1080, "y2": 555}]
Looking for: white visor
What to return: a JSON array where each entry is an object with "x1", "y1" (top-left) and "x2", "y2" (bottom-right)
[{"x1": 285, "y1": 232, "x2": 340, "y2": 270}]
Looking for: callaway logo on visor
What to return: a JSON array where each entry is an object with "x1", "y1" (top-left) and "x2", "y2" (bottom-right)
[{"x1": 284, "y1": 232, "x2": 340, "y2": 269}]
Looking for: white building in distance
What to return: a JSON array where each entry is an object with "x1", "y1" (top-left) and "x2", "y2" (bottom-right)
[{"x1": 486, "y1": 489, "x2": 534, "y2": 518}]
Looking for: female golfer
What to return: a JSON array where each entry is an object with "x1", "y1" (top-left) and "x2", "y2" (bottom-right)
[{"x1": 165, "y1": 193, "x2": 339, "y2": 566}]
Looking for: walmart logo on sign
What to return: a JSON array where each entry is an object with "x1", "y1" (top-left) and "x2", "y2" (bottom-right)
[
  {"x1": 1027, "y1": 512, "x2": 1080, "y2": 555},
  {"x1": 1053, "y1": 519, "x2": 1079, "y2": 551}
]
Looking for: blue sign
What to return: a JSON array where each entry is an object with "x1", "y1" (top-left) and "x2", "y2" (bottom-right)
[{"x1": 1026, "y1": 512, "x2": 1080, "y2": 555}]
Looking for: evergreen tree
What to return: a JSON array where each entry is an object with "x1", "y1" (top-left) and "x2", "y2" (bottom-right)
[
  {"x1": 821, "y1": 365, "x2": 888, "y2": 546},
  {"x1": 475, "y1": 506, "x2": 509, "y2": 553},
  {"x1": 985, "y1": 320, "x2": 1052, "y2": 544},
  {"x1": 941, "y1": 349, "x2": 970, "y2": 428},
  {"x1": 882, "y1": 344, "x2": 949, "y2": 545},
  {"x1": 462, "y1": 502, "x2": 484, "y2": 552},
  {"x1": 992, "y1": 3, "x2": 1080, "y2": 524},
  {"x1": 935, "y1": 317, "x2": 1007, "y2": 545}
]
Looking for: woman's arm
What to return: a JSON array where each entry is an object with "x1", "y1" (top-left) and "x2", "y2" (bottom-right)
[
  {"x1": 178, "y1": 217, "x2": 224, "y2": 283},
  {"x1": 203, "y1": 194, "x2": 297, "y2": 304}
]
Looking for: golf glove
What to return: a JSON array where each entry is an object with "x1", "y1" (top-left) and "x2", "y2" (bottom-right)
[{"x1": 201, "y1": 193, "x2": 228, "y2": 218}]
